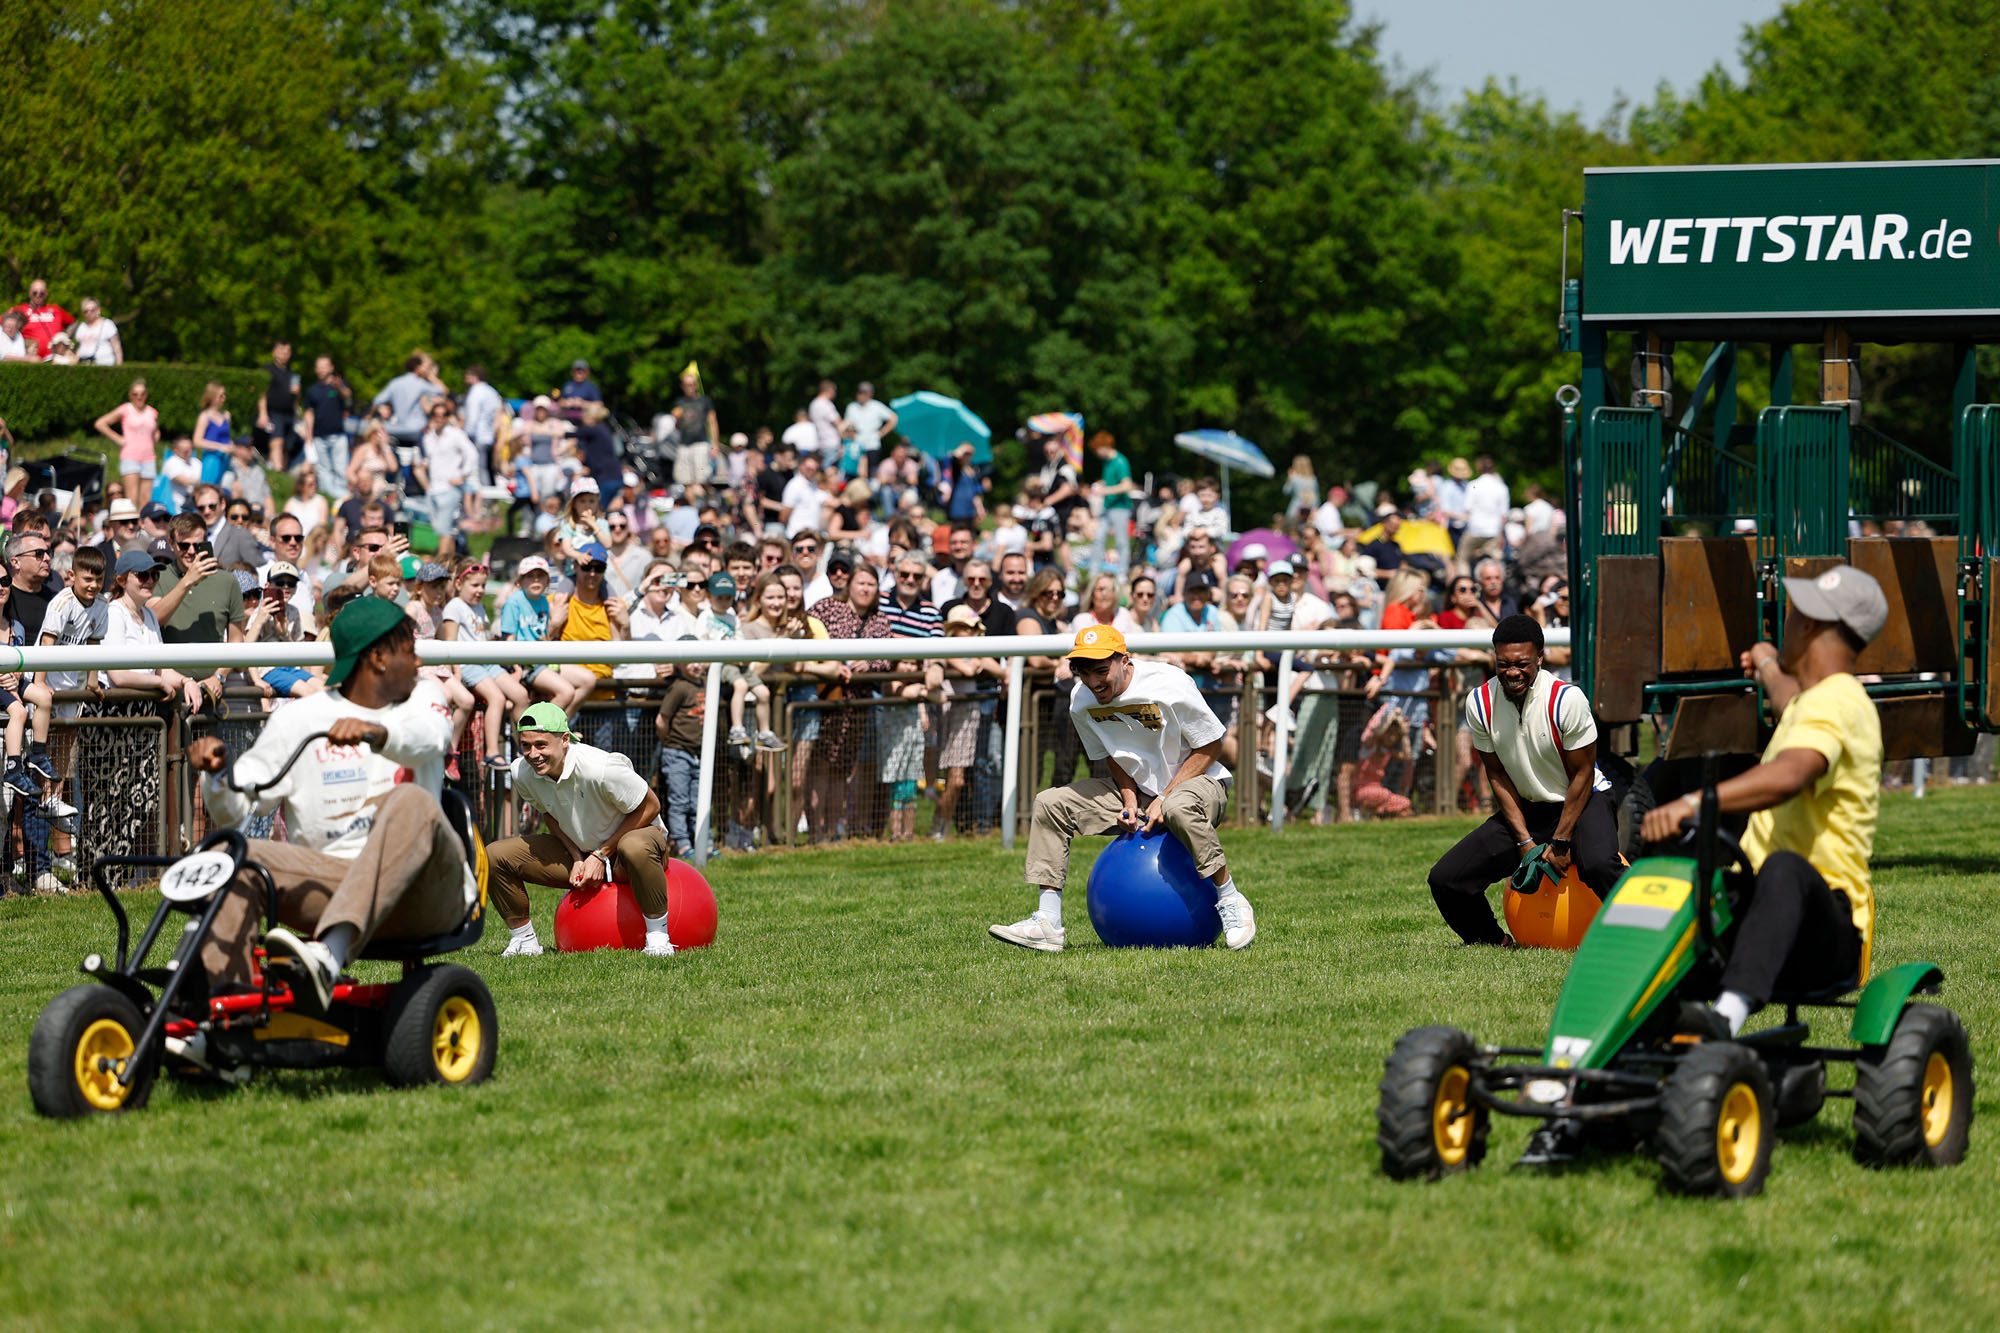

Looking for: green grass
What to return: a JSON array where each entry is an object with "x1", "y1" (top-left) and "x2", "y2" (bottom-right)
[{"x1": 4, "y1": 790, "x2": 2000, "y2": 1329}]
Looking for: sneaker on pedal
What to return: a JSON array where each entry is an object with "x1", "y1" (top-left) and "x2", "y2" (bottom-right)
[
  {"x1": 262, "y1": 927, "x2": 339, "y2": 1012},
  {"x1": 1515, "y1": 1118, "x2": 1584, "y2": 1170},
  {"x1": 988, "y1": 914, "x2": 1066, "y2": 952},
  {"x1": 1217, "y1": 892, "x2": 1257, "y2": 950},
  {"x1": 643, "y1": 931, "x2": 677, "y2": 957}
]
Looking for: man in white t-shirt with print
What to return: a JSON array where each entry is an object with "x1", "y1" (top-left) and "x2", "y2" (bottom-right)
[
  {"x1": 782, "y1": 453, "x2": 828, "y2": 538},
  {"x1": 1459, "y1": 453, "x2": 1510, "y2": 568},
  {"x1": 1425, "y1": 614, "x2": 1618, "y2": 946},
  {"x1": 990, "y1": 624, "x2": 1257, "y2": 953}
]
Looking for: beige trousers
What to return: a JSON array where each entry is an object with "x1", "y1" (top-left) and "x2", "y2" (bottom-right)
[
  {"x1": 1023, "y1": 775, "x2": 1229, "y2": 888},
  {"x1": 201, "y1": 784, "x2": 472, "y2": 985},
  {"x1": 485, "y1": 825, "x2": 671, "y2": 928}
]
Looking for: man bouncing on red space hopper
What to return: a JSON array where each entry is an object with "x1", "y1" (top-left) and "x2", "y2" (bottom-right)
[{"x1": 988, "y1": 624, "x2": 1258, "y2": 953}]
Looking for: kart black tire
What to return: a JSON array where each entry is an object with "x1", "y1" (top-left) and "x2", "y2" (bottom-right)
[
  {"x1": 28, "y1": 985, "x2": 157, "y2": 1118},
  {"x1": 1656, "y1": 1041, "x2": 1773, "y2": 1197},
  {"x1": 1616, "y1": 771, "x2": 1656, "y2": 860},
  {"x1": 1853, "y1": 1003, "x2": 1973, "y2": 1168},
  {"x1": 382, "y1": 964, "x2": 497, "y2": 1088},
  {"x1": 1377, "y1": 1026, "x2": 1489, "y2": 1180}
]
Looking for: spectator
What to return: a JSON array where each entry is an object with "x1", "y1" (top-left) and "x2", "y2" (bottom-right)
[
  {"x1": 929, "y1": 523, "x2": 975, "y2": 606},
  {"x1": 1473, "y1": 557, "x2": 1520, "y2": 623},
  {"x1": 190, "y1": 484, "x2": 262, "y2": 570},
  {"x1": 1017, "y1": 566, "x2": 1084, "y2": 784},
  {"x1": 418, "y1": 399, "x2": 479, "y2": 560},
  {"x1": 1358, "y1": 509, "x2": 1407, "y2": 574},
  {"x1": 654, "y1": 646, "x2": 709, "y2": 857},
  {"x1": 1460, "y1": 453, "x2": 1510, "y2": 568},
  {"x1": 557, "y1": 358, "x2": 603, "y2": 410},
  {"x1": 228, "y1": 439, "x2": 272, "y2": 511},
  {"x1": 810, "y1": 563, "x2": 893, "y2": 840},
  {"x1": 1072, "y1": 572, "x2": 1121, "y2": 630},
  {"x1": 283, "y1": 465, "x2": 330, "y2": 538},
  {"x1": 841, "y1": 381, "x2": 897, "y2": 479},
  {"x1": 0, "y1": 311, "x2": 32, "y2": 361},
  {"x1": 1354, "y1": 710, "x2": 1417, "y2": 818},
  {"x1": 575, "y1": 402, "x2": 622, "y2": 505},
  {"x1": 71, "y1": 297, "x2": 121, "y2": 366},
  {"x1": 782, "y1": 453, "x2": 827, "y2": 538},
  {"x1": 255, "y1": 340, "x2": 298, "y2": 469},
  {"x1": 934, "y1": 604, "x2": 1000, "y2": 840},
  {"x1": 372, "y1": 352, "x2": 443, "y2": 473},
  {"x1": 497, "y1": 554, "x2": 567, "y2": 710},
  {"x1": 9, "y1": 279, "x2": 72, "y2": 359},
  {"x1": 548, "y1": 542, "x2": 625, "y2": 717},
  {"x1": 302, "y1": 355, "x2": 354, "y2": 502},
  {"x1": 1033, "y1": 436, "x2": 1081, "y2": 530},
  {"x1": 444, "y1": 557, "x2": 528, "y2": 767},
  {"x1": 7, "y1": 528, "x2": 61, "y2": 644},
  {"x1": 755, "y1": 441, "x2": 796, "y2": 536},
  {"x1": 193, "y1": 383, "x2": 235, "y2": 487},
  {"x1": 103, "y1": 550, "x2": 204, "y2": 711},
  {"x1": 345, "y1": 421, "x2": 397, "y2": 503},
  {"x1": 941, "y1": 441, "x2": 986, "y2": 528},
  {"x1": 462, "y1": 365, "x2": 502, "y2": 483},
  {"x1": 145, "y1": 516, "x2": 237, "y2": 720},
  {"x1": 670, "y1": 368, "x2": 720, "y2": 485},
  {"x1": 827, "y1": 478, "x2": 870, "y2": 544},
  {"x1": 259, "y1": 514, "x2": 316, "y2": 631},
  {"x1": 95, "y1": 379, "x2": 160, "y2": 498},
  {"x1": 601, "y1": 506, "x2": 649, "y2": 597},
  {"x1": 808, "y1": 379, "x2": 843, "y2": 468},
  {"x1": 942, "y1": 560, "x2": 1016, "y2": 636},
  {"x1": 245, "y1": 560, "x2": 322, "y2": 700},
  {"x1": 804, "y1": 549, "x2": 851, "y2": 607},
  {"x1": 1436, "y1": 456, "x2": 1472, "y2": 549},
  {"x1": 1184, "y1": 476, "x2": 1230, "y2": 543},
  {"x1": 879, "y1": 555, "x2": 943, "y2": 843},
  {"x1": 99, "y1": 498, "x2": 143, "y2": 560},
  {"x1": 1086, "y1": 432, "x2": 1136, "y2": 580},
  {"x1": 1283, "y1": 454, "x2": 1320, "y2": 521}
]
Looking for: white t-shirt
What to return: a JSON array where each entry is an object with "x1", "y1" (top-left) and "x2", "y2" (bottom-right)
[
  {"x1": 0, "y1": 331, "x2": 28, "y2": 360},
  {"x1": 1464, "y1": 473, "x2": 1510, "y2": 539},
  {"x1": 104, "y1": 599, "x2": 164, "y2": 655},
  {"x1": 1185, "y1": 505, "x2": 1230, "y2": 541},
  {"x1": 990, "y1": 523, "x2": 1028, "y2": 556},
  {"x1": 781, "y1": 420, "x2": 817, "y2": 455},
  {"x1": 38, "y1": 589, "x2": 110, "y2": 691},
  {"x1": 615, "y1": 604, "x2": 671, "y2": 680},
  {"x1": 162, "y1": 452, "x2": 203, "y2": 508},
  {"x1": 74, "y1": 318, "x2": 120, "y2": 365},
  {"x1": 783, "y1": 473, "x2": 826, "y2": 537},
  {"x1": 1311, "y1": 499, "x2": 1346, "y2": 538},
  {"x1": 930, "y1": 566, "x2": 964, "y2": 607},
  {"x1": 809, "y1": 397, "x2": 843, "y2": 461},
  {"x1": 202, "y1": 681, "x2": 462, "y2": 885},
  {"x1": 513, "y1": 741, "x2": 664, "y2": 849},
  {"x1": 1067, "y1": 660, "x2": 1229, "y2": 796},
  {"x1": 442, "y1": 596, "x2": 490, "y2": 643},
  {"x1": 1524, "y1": 496, "x2": 1556, "y2": 534},
  {"x1": 844, "y1": 399, "x2": 895, "y2": 452},
  {"x1": 1463, "y1": 671, "x2": 1611, "y2": 804}
]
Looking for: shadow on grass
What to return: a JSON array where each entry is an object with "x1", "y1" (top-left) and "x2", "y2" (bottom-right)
[{"x1": 1873, "y1": 852, "x2": 1998, "y2": 876}]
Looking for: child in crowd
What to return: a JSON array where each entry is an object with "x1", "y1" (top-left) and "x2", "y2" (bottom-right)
[
  {"x1": 444, "y1": 558, "x2": 530, "y2": 769},
  {"x1": 24, "y1": 546, "x2": 102, "y2": 843},
  {"x1": 532, "y1": 493, "x2": 564, "y2": 538},
  {"x1": 654, "y1": 645, "x2": 709, "y2": 857},
  {"x1": 698, "y1": 572, "x2": 781, "y2": 752},
  {"x1": 0, "y1": 578, "x2": 72, "y2": 829},
  {"x1": 367, "y1": 551, "x2": 407, "y2": 605},
  {"x1": 1355, "y1": 707, "x2": 1417, "y2": 819},
  {"x1": 405, "y1": 560, "x2": 476, "y2": 747},
  {"x1": 498, "y1": 555, "x2": 580, "y2": 711},
  {"x1": 246, "y1": 560, "x2": 320, "y2": 700}
]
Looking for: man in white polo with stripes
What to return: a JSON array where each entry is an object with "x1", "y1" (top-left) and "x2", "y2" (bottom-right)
[{"x1": 1425, "y1": 613, "x2": 1618, "y2": 945}]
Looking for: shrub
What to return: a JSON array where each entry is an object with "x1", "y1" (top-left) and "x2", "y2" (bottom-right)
[{"x1": 0, "y1": 362, "x2": 270, "y2": 442}]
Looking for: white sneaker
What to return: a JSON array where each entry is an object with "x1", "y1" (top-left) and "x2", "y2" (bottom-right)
[
  {"x1": 727, "y1": 726, "x2": 751, "y2": 745},
  {"x1": 500, "y1": 933, "x2": 544, "y2": 958},
  {"x1": 989, "y1": 914, "x2": 1066, "y2": 953},
  {"x1": 643, "y1": 932, "x2": 677, "y2": 957},
  {"x1": 1216, "y1": 892, "x2": 1257, "y2": 951},
  {"x1": 42, "y1": 794, "x2": 78, "y2": 819},
  {"x1": 262, "y1": 927, "x2": 339, "y2": 1010}
]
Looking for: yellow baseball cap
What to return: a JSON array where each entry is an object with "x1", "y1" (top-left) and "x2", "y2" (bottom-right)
[{"x1": 1067, "y1": 624, "x2": 1128, "y2": 660}]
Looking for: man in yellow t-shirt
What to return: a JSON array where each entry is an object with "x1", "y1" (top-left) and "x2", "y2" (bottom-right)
[{"x1": 1641, "y1": 565, "x2": 1888, "y2": 1039}]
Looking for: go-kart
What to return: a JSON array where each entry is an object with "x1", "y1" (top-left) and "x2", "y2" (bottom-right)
[
  {"x1": 1377, "y1": 773, "x2": 1973, "y2": 1196},
  {"x1": 27, "y1": 731, "x2": 496, "y2": 1118}
]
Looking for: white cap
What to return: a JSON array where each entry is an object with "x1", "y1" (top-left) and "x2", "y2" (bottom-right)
[
  {"x1": 1782, "y1": 565, "x2": 1890, "y2": 645},
  {"x1": 571, "y1": 477, "x2": 600, "y2": 495},
  {"x1": 1241, "y1": 542, "x2": 1268, "y2": 561},
  {"x1": 1268, "y1": 559, "x2": 1295, "y2": 577},
  {"x1": 515, "y1": 556, "x2": 552, "y2": 576}
]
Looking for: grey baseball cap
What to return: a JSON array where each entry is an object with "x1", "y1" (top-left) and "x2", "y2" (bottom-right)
[{"x1": 1782, "y1": 565, "x2": 1889, "y2": 645}]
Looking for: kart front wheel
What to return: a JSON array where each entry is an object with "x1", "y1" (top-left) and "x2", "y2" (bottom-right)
[
  {"x1": 1656, "y1": 1041, "x2": 1773, "y2": 1197},
  {"x1": 383, "y1": 965, "x2": 497, "y2": 1088},
  {"x1": 1854, "y1": 1003, "x2": 1973, "y2": 1167},
  {"x1": 1377, "y1": 1026, "x2": 1489, "y2": 1180},
  {"x1": 28, "y1": 985, "x2": 158, "y2": 1119}
]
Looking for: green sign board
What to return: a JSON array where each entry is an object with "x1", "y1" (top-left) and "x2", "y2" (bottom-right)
[{"x1": 1582, "y1": 160, "x2": 2000, "y2": 321}]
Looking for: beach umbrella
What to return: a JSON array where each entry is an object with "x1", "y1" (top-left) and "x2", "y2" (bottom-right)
[
  {"x1": 1357, "y1": 516, "x2": 1457, "y2": 559},
  {"x1": 1173, "y1": 428, "x2": 1274, "y2": 515},
  {"x1": 1227, "y1": 528, "x2": 1300, "y2": 569},
  {"x1": 890, "y1": 391, "x2": 992, "y2": 464},
  {"x1": 1025, "y1": 411, "x2": 1085, "y2": 471}
]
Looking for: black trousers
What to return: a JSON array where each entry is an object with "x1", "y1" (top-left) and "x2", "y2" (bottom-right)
[
  {"x1": 1427, "y1": 791, "x2": 1621, "y2": 944},
  {"x1": 1719, "y1": 851, "x2": 1862, "y2": 1006}
]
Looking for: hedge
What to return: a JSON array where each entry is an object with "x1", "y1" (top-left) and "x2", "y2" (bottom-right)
[{"x1": 0, "y1": 362, "x2": 271, "y2": 443}]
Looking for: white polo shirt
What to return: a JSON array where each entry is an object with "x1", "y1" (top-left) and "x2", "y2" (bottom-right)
[
  {"x1": 1463, "y1": 670, "x2": 1610, "y2": 804},
  {"x1": 513, "y1": 741, "x2": 664, "y2": 849}
]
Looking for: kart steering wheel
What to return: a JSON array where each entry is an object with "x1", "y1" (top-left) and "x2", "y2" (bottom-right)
[{"x1": 225, "y1": 730, "x2": 337, "y2": 799}]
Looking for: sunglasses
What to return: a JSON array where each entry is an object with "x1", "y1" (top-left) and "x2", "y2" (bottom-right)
[
  {"x1": 793, "y1": 544, "x2": 818, "y2": 554},
  {"x1": 965, "y1": 576, "x2": 991, "y2": 586},
  {"x1": 176, "y1": 541, "x2": 204, "y2": 551},
  {"x1": 580, "y1": 563, "x2": 606, "y2": 574},
  {"x1": 271, "y1": 579, "x2": 299, "y2": 590},
  {"x1": 131, "y1": 571, "x2": 159, "y2": 582},
  {"x1": 111, "y1": 519, "x2": 137, "y2": 528},
  {"x1": 195, "y1": 502, "x2": 221, "y2": 512},
  {"x1": 1132, "y1": 590, "x2": 1155, "y2": 598},
  {"x1": 14, "y1": 548, "x2": 48, "y2": 559},
  {"x1": 896, "y1": 571, "x2": 922, "y2": 581},
  {"x1": 274, "y1": 532, "x2": 303, "y2": 542},
  {"x1": 608, "y1": 523, "x2": 629, "y2": 531},
  {"x1": 360, "y1": 543, "x2": 387, "y2": 554}
]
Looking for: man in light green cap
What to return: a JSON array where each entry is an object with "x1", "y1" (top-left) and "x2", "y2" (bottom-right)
[
  {"x1": 188, "y1": 598, "x2": 478, "y2": 1012},
  {"x1": 484, "y1": 700, "x2": 676, "y2": 957}
]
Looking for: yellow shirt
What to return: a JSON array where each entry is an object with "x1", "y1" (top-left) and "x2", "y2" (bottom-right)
[
  {"x1": 560, "y1": 594, "x2": 614, "y2": 678},
  {"x1": 1742, "y1": 672, "x2": 1880, "y2": 949}
]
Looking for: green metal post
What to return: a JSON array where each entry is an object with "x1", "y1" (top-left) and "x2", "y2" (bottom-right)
[
  {"x1": 1770, "y1": 345, "x2": 1794, "y2": 408},
  {"x1": 1713, "y1": 344, "x2": 1738, "y2": 438}
]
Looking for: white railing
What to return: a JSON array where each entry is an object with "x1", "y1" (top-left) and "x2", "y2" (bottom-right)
[{"x1": 45, "y1": 628, "x2": 1567, "y2": 866}]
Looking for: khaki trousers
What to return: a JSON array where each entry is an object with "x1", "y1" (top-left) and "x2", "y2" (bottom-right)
[
  {"x1": 486, "y1": 825, "x2": 671, "y2": 928},
  {"x1": 1023, "y1": 775, "x2": 1229, "y2": 889},
  {"x1": 201, "y1": 784, "x2": 472, "y2": 985}
]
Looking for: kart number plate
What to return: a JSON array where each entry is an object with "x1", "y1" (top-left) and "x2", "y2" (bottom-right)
[
  {"x1": 160, "y1": 850, "x2": 237, "y2": 904},
  {"x1": 1612, "y1": 875, "x2": 1691, "y2": 912}
]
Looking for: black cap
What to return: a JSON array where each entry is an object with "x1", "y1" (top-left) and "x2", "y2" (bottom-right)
[
  {"x1": 1185, "y1": 569, "x2": 1218, "y2": 591},
  {"x1": 827, "y1": 552, "x2": 855, "y2": 573},
  {"x1": 140, "y1": 501, "x2": 171, "y2": 521}
]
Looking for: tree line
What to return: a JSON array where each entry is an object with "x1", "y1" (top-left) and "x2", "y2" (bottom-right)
[{"x1": 5, "y1": 0, "x2": 1996, "y2": 504}]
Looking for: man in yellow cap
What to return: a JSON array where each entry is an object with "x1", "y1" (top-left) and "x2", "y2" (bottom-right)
[{"x1": 990, "y1": 623, "x2": 1256, "y2": 952}]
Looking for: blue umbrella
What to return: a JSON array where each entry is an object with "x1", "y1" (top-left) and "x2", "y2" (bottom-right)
[
  {"x1": 890, "y1": 391, "x2": 992, "y2": 464},
  {"x1": 1173, "y1": 428, "x2": 1274, "y2": 517}
]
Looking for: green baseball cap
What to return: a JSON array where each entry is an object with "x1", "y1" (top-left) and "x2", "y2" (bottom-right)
[
  {"x1": 327, "y1": 598, "x2": 410, "y2": 687},
  {"x1": 516, "y1": 701, "x2": 574, "y2": 737}
]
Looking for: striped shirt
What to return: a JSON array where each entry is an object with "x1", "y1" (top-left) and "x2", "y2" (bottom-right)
[
  {"x1": 1463, "y1": 670, "x2": 1609, "y2": 803},
  {"x1": 882, "y1": 594, "x2": 942, "y2": 641}
]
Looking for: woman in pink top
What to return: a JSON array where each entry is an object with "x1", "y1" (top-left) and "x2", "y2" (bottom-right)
[{"x1": 94, "y1": 379, "x2": 160, "y2": 490}]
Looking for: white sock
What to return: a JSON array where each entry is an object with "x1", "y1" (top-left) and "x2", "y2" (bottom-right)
[
  {"x1": 1714, "y1": 990, "x2": 1752, "y2": 1037},
  {"x1": 319, "y1": 923, "x2": 358, "y2": 969},
  {"x1": 1214, "y1": 876, "x2": 1240, "y2": 902},
  {"x1": 1037, "y1": 888, "x2": 1063, "y2": 926},
  {"x1": 509, "y1": 921, "x2": 538, "y2": 943},
  {"x1": 643, "y1": 911, "x2": 670, "y2": 937}
]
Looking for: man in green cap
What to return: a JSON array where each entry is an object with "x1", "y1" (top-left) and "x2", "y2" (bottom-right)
[
  {"x1": 484, "y1": 701, "x2": 676, "y2": 957},
  {"x1": 188, "y1": 598, "x2": 478, "y2": 1009}
]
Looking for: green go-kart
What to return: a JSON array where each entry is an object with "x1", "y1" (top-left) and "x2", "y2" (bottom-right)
[{"x1": 1377, "y1": 781, "x2": 1973, "y2": 1196}]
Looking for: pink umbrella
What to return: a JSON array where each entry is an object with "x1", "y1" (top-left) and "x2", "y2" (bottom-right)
[{"x1": 1227, "y1": 528, "x2": 1299, "y2": 569}]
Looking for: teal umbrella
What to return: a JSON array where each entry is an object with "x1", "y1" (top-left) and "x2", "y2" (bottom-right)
[{"x1": 890, "y1": 391, "x2": 992, "y2": 464}]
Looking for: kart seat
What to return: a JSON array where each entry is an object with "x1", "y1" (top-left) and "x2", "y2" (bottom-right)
[
  {"x1": 358, "y1": 788, "x2": 488, "y2": 962},
  {"x1": 1769, "y1": 974, "x2": 1860, "y2": 1007}
]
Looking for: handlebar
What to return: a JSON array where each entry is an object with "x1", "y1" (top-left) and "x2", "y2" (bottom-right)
[{"x1": 224, "y1": 730, "x2": 336, "y2": 798}]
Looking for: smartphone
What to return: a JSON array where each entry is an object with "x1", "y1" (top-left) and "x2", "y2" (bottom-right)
[
  {"x1": 393, "y1": 519, "x2": 412, "y2": 539},
  {"x1": 194, "y1": 541, "x2": 214, "y2": 561}
]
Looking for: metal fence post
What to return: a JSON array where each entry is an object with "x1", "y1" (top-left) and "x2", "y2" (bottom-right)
[
  {"x1": 1000, "y1": 654, "x2": 1024, "y2": 850},
  {"x1": 1269, "y1": 654, "x2": 1294, "y2": 833},
  {"x1": 692, "y1": 660, "x2": 723, "y2": 868}
]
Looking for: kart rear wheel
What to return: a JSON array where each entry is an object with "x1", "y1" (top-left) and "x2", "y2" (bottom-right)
[
  {"x1": 1656, "y1": 1041, "x2": 1773, "y2": 1197},
  {"x1": 1377, "y1": 1026, "x2": 1489, "y2": 1180},
  {"x1": 383, "y1": 965, "x2": 497, "y2": 1088},
  {"x1": 1853, "y1": 1003, "x2": 1973, "y2": 1167},
  {"x1": 28, "y1": 985, "x2": 157, "y2": 1118}
]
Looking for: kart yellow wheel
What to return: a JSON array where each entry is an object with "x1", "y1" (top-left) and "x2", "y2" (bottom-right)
[
  {"x1": 1378, "y1": 1027, "x2": 1489, "y2": 1179},
  {"x1": 1855, "y1": 1004, "x2": 1973, "y2": 1167},
  {"x1": 28, "y1": 986, "x2": 158, "y2": 1119},
  {"x1": 1715, "y1": 1082, "x2": 1763, "y2": 1188},
  {"x1": 383, "y1": 965, "x2": 497, "y2": 1089}
]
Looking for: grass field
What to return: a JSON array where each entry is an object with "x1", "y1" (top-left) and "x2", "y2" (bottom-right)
[{"x1": 3, "y1": 789, "x2": 1999, "y2": 1330}]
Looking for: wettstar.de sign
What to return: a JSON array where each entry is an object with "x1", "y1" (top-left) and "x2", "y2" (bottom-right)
[{"x1": 1581, "y1": 160, "x2": 2000, "y2": 322}]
